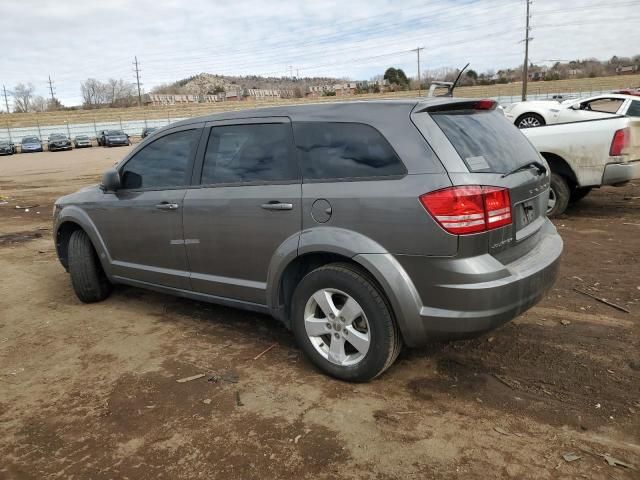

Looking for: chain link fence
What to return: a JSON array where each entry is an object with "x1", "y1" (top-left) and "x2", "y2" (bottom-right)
[{"x1": 0, "y1": 87, "x2": 620, "y2": 146}]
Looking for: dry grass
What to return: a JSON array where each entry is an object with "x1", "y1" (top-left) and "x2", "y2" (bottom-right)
[{"x1": 3, "y1": 74, "x2": 639, "y2": 128}]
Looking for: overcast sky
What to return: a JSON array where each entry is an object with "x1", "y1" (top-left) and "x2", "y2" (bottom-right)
[{"x1": 1, "y1": 0, "x2": 639, "y2": 107}]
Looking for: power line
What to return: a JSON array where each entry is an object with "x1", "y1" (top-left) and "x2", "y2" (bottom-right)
[
  {"x1": 2, "y1": 85, "x2": 10, "y2": 113},
  {"x1": 522, "y1": 0, "x2": 532, "y2": 101},
  {"x1": 411, "y1": 47, "x2": 425, "y2": 96},
  {"x1": 48, "y1": 75, "x2": 56, "y2": 102},
  {"x1": 133, "y1": 56, "x2": 143, "y2": 107}
]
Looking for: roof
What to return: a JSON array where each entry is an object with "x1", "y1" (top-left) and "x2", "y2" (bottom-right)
[{"x1": 170, "y1": 98, "x2": 456, "y2": 128}]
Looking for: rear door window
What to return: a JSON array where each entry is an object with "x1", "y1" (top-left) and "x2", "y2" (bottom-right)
[
  {"x1": 201, "y1": 123, "x2": 298, "y2": 184},
  {"x1": 293, "y1": 122, "x2": 406, "y2": 180},
  {"x1": 430, "y1": 110, "x2": 540, "y2": 173}
]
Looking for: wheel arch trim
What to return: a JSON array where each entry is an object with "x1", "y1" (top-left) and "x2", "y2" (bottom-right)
[{"x1": 54, "y1": 206, "x2": 113, "y2": 276}]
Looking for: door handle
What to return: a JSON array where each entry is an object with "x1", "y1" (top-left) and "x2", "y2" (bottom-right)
[
  {"x1": 261, "y1": 201, "x2": 293, "y2": 211},
  {"x1": 155, "y1": 202, "x2": 179, "y2": 210}
]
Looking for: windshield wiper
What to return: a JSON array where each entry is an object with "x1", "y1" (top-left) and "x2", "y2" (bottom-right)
[{"x1": 501, "y1": 161, "x2": 547, "y2": 178}]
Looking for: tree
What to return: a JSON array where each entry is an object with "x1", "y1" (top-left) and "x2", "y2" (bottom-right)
[
  {"x1": 48, "y1": 98, "x2": 63, "y2": 111},
  {"x1": 12, "y1": 83, "x2": 35, "y2": 113},
  {"x1": 31, "y1": 96, "x2": 48, "y2": 112},
  {"x1": 466, "y1": 69, "x2": 478, "y2": 80},
  {"x1": 383, "y1": 67, "x2": 409, "y2": 90},
  {"x1": 80, "y1": 78, "x2": 107, "y2": 108}
]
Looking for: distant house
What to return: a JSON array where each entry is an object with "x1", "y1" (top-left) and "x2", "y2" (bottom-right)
[
  {"x1": 145, "y1": 93, "x2": 220, "y2": 105},
  {"x1": 616, "y1": 65, "x2": 639, "y2": 75},
  {"x1": 568, "y1": 69, "x2": 582, "y2": 77},
  {"x1": 246, "y1": 88, "x2": 294, "y2": 100}
]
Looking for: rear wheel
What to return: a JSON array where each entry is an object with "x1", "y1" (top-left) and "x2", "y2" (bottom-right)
[
  {"x1": 569, "y1": 186, "x2": 592, "y2": 203},
  {"x1": 547, "y1": 173, "x2": 570, "y2": 217},
  {"x1": 516, "y1": 112, "x2": 545, "y2": 129},
  {"x1": 291, "y1": 263, "x2": 401, "y2": 382},
  {"x1": 68, "y1": 230, "x2": 112, "y2": 303}
]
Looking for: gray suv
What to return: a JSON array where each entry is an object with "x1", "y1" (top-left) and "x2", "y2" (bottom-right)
[{"x1": 53, "y1": 99, "x2": 563, "y2": 381}]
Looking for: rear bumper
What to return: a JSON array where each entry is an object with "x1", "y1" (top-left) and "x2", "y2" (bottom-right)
[
  {"x1": 601, "y1": 160, "x2": 640, "y2": 186},
  {"x1": 370, "y1": 220, "x2": 562, "y2": 347}
]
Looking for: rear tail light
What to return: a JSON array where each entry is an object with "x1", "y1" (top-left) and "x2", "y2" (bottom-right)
[
  {"x1": 610, "y1": 127, "x2": 629, "y2": 156},
  {"x1": 419, "y1": 186, "x2": 512, "y2": 235}
]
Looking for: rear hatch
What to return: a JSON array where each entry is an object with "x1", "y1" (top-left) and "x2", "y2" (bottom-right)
[{"x1": 412, "y1": 99, "x2": 550, "y2": 260}]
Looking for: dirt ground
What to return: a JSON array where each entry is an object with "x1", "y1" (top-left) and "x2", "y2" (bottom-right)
[{"x1": 1, "y1": 147, "x2": 639, "y2": 479}]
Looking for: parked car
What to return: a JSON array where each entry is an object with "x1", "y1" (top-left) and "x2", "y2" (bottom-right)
[
  {"x1": 504, "y1": 94, "x2": 640, "y2": 128},
  {"x1": 0, "y1": 140, "x2": 15, "y2": 155},
  {"x1": 48, "y1": 133, "x2": 72, "y2": 151},
  {"x1": 74, "y1": 135, "x2": 93, "y2": 148},
  {"x1": 21, "y1": 136, "x2": 43, "y2": 153},
  {"x1": 98, "y1": 130, "x2": 130, "y2": 147},
  {"x1": 613, "y1": 88, "x2": 640, "y2": 97},
  {"x1": 522, "y1": 116, "x2": 640, "y2": 216},
  {"x1": 53, "y1": 100, "x2": 563, "y2": 381},
  {"x1": 141, "y1": 127, "x2": 158, "y2": 138}
]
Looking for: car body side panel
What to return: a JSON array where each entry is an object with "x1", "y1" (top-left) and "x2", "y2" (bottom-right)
[
  {"x1": 54, "y1": 203, "x2": 114, "y2": 276},
  {"x1": 300, "y1": 174, "x2": 455, "y2": 257}
]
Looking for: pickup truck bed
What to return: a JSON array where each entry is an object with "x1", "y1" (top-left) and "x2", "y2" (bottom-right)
[{"x1": 521, "y1": 116, "x2": 640, "y2": 216}]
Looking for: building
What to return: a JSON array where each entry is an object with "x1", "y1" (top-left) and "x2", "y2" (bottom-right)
[
  {"x1": 616, "y1": 65, "x2": 639, "y2": 75},
  {"x1": 246, "y1": 89, "x2": 294, "y2": 100}
]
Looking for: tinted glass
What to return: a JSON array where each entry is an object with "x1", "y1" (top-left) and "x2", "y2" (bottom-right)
[
  {"x1": 120, "y1": 129, "x2": 199, "y2": 189},
  {"x1": 293, "y1": 122, "x2": 405, "y2": 180},
  {"x1": 108, "y1": 130, "x2": 124, "y2": 135},
  {"x1": 22, "y1": 137, "x2": 39, "y2": 143},
  {"x1": 201, "y1": 123, "x2": 298, "y2": 184},
  {"x1": 431, "y1": 110, "x2": 540, "y2": 173},
  {"x1": 627, "y1": 100, "x2": 640, "y2": 117}
]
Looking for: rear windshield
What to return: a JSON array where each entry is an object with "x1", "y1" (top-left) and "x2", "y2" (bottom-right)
[{"x1": 431, "y1": 110, "x2": 539, "y2": 173}]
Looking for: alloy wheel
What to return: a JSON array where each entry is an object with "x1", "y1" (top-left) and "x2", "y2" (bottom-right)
[
  {"x1": 304, "y1": 288, "x2": 371, "y2": 367},
  {"x1": 518, "y1": 116, "x2": 541, "y2": 128}
]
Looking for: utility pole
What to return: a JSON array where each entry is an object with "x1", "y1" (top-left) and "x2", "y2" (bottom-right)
[
  {"x1": 412, "y1": 47, "x2": 425, "y2": 96},
  {"x1": 47, "y1": 76, "x2": 56, "y2": 102},
  {"x1": 521, "y1": 0, "x2": 532, "y2": 101},
  {"x1": 2, "y1": 85, "x2": 9, "y2": 113},
  {"x1": 133, "y1": 56, "x2": 143, "y2": 107}
]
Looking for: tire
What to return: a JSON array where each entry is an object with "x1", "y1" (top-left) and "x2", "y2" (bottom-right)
[
  {"x1": 569, "y1": 186, "x2": 592, "y2": 203},
  {"x1": 547, "y1": 173, "x2": 570, "y2": 217},
  {"x1": 68, "y1": 230, "x2": 112, "y2": 303},
  {"x1": 515, "y1": 112, "x2": 546, "y2": 129},
  {"x1": 291, "y1": 263, "x2": 402, "y2": 382}
]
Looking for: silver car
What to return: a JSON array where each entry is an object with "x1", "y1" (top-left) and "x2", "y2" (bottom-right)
[{"x1": 53, "y1": 99, "x2": 563, "y2": 381}]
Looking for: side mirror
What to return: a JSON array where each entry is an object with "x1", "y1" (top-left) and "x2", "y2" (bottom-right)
[
  {"x1": 101, "y1": 168, "x2": 121, "y2": 192},
  {"x1": 569, "y1": 104, "x2": 580, "y2": 110}
]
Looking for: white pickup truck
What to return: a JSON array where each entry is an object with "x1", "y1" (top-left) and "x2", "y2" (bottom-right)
[{"x1": 521, "y1": 116, "x2": 640, "y2": 216}]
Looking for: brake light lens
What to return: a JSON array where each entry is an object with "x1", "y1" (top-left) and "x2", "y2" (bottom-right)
[
  {"x1": 474, "y1": 99, "x2": 497, "y2": 110},
  {"x1": 610, "y1": 128, "x2": 629, "y2": 156},
  {"x1": 419, "y1": 186, "x2": 512, "y2": 235}
]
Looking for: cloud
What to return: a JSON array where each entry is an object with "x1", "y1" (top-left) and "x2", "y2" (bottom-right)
[{"x1": 1, "y1": 0, "x2": 638, "y2": 106}]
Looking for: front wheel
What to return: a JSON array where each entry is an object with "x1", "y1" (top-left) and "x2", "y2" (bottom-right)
[
  {"x1": 547, "y1": 173, "x2": 570, "y2": 217},
  {"x1": 516, "y1": 112, "x2": 545, "y2": 129},
  {"x1": 68, "y1": 230, "x2": 112, "y2": 303},
  {"x1": 291, "y1": 263, "x2": 402, "y2": 382}
]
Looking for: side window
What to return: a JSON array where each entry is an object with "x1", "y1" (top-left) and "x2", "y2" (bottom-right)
[
  {"x1": 582, "y1": 98, "x2": 624, "y2": 114},
  {"x1": 626, "y1": 100, "x2": 640, "y2": 117},
  {"x1": 120, "y1": 129, "x2": 200, "y2": 189},
  {"x1": 201, "y1": 123, "x2": 298, "y2": 184},
  {"x1": 293, "y1": 122, "x2": 406, "y2": 180}
]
